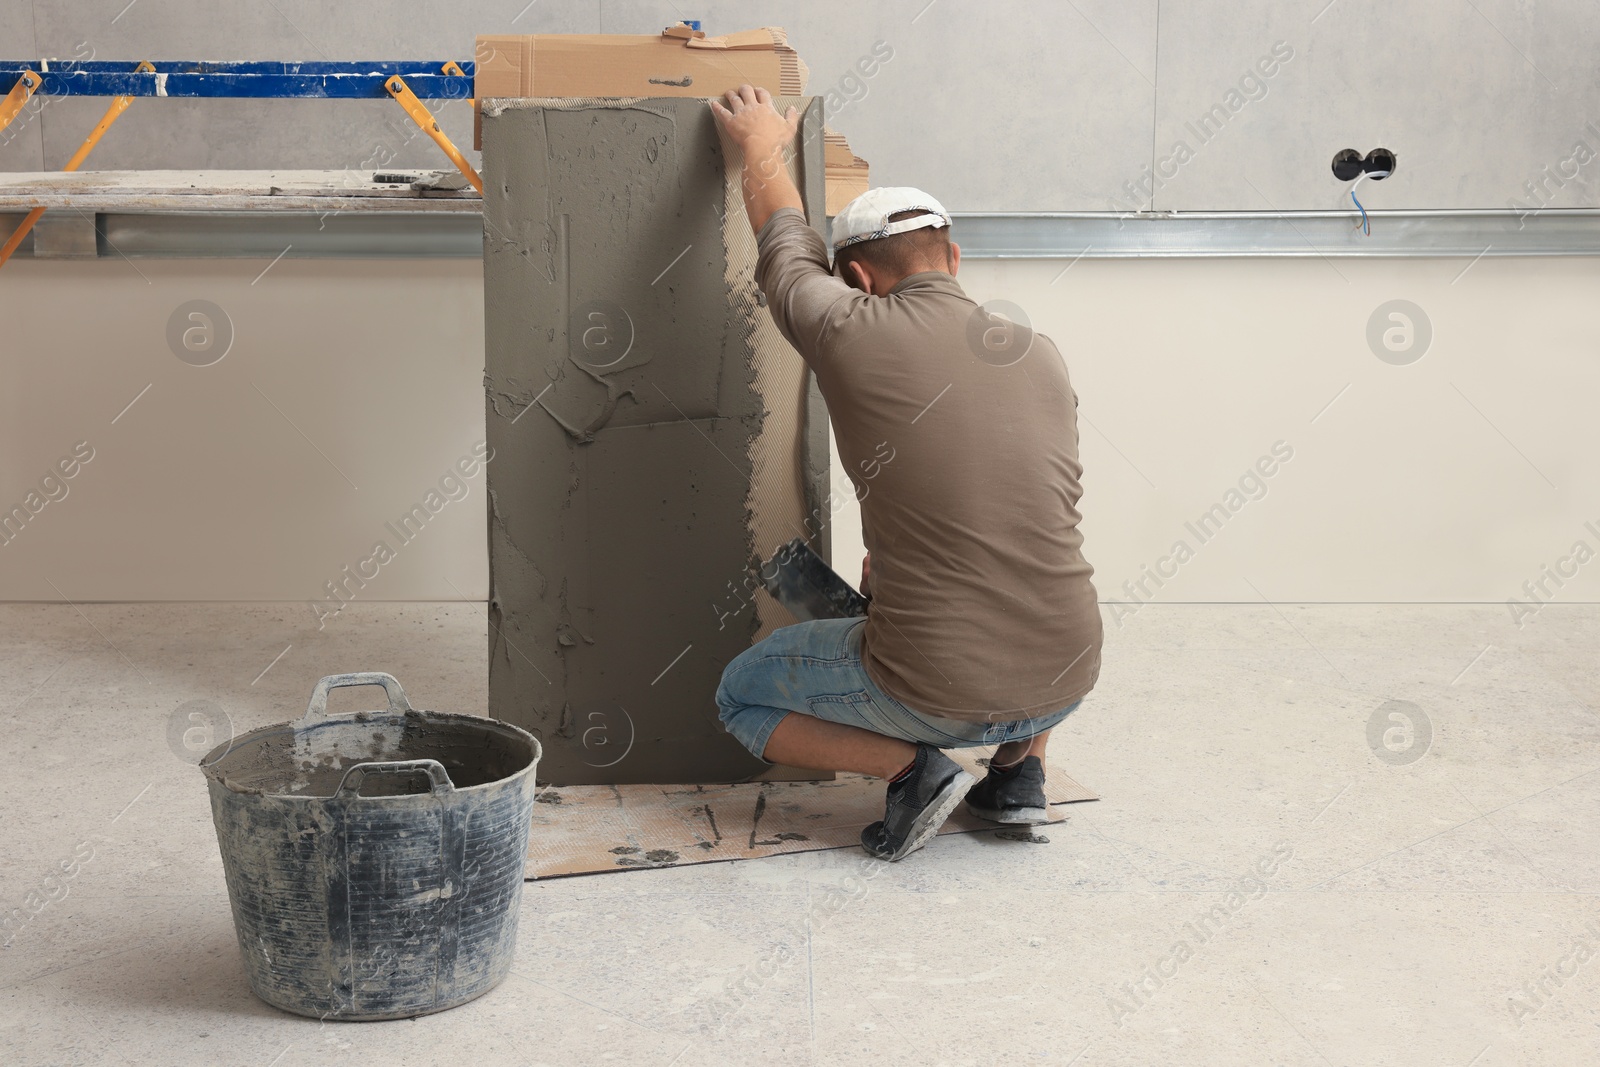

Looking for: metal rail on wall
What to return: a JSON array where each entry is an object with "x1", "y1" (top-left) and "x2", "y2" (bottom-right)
[
  {"x1": 4, "y1": 196, "x2": 1599, "y2": 260},
  {"x1": 943, "y1": 210, "x2": 1600, "y2": 259},
  {"x1": 0, "y1": 59, "x2": 482, "y2": 269}
]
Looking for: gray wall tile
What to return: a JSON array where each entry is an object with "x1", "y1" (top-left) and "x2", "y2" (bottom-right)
[
  {"x1": 20, "y1": 0, "x2": 603, "y2": 174},
  {"x1": 1154, "y1": 0, "x2": 1600, "y2": 210},
  {"x1": 608, "y1": 0, "x2": 1159, "y2": 212},
  {"x1": 10, "y1": 2, "x2": 1600, "y2": 209},
  {"x1": 0, "y1": 0, "x2": 36, "y2": 54},
  {"x1": 0, "y1": 1, "x2": 43, "y2": 169},
  {"x1": 33, "y1": 95, "x2": 480, "y2": 172},
  {"x1": 11, "y1": 0, "x2": 1161, "y2": 211}
]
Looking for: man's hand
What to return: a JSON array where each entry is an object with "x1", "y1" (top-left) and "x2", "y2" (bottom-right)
[
  {"x1": 709, "y1": 85, "x2": 804, "y2": 233},
  {"x1": 709, "y1": 85, "x2": 799, "y2": 158}
]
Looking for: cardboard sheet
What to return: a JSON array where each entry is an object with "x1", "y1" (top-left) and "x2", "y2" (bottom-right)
[
  {"x1": 526, "y1": 751, "x2": 1098, "y2": 878},
  {"x1": 824, "y1": 128, "x2": 870, "y2": 215},
  {"x1": 474, "y1": 26, "x2": 807, "y2": 148},
  {"x1": 474, "y1": 25, "x2": 868, "y2": 213}
]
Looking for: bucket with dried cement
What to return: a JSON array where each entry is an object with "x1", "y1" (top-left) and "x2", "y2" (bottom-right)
[{"x1": 200, "y1": 672, "x2": 541, "y2": 1020}]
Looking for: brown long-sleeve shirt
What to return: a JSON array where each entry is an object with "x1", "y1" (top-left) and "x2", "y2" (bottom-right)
[{"x1": 754, "y1": 207, "x2": 1101, "y2": 722}]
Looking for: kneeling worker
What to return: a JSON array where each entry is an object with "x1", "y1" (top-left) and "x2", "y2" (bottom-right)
[{"x1": 711, "y1": 87, "x2": 1102, "y2": 861}]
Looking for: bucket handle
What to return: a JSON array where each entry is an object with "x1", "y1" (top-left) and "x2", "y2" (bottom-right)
[
  {"x1": 335, "y1": 759, "x2": 456, "y2": 797},
  {"x1": 302, "y1": 672, "x2": 413, "y2": 723}
]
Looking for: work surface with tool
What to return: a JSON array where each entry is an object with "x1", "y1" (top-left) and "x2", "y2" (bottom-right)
[{"x1": 3, "y1": 600, "x2": 1593, "y2": 1066}]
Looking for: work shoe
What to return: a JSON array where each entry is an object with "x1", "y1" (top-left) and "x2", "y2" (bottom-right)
[
  {"x1": 964, "y1": 755, "x2": 1050, "y2": 825},
  {"x1": 860, "y1": 745, "x2": 975, "y2": 862}
]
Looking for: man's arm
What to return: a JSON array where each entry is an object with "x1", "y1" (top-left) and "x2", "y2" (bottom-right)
[
  {"x1": 711, "y1": 85, "x2": 859, "y2": 362},
  {"x1": 709, "y1": 84, "x2": 804, "y2": 233}
]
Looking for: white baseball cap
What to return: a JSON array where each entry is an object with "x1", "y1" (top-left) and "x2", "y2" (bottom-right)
[{"x1": 831, "y1": 187, "x2": 951, "y2": 252}]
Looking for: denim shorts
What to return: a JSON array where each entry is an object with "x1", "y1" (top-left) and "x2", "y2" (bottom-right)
[{"x1": 715, "y1": 617, "x2": 1082, "y2": 760}]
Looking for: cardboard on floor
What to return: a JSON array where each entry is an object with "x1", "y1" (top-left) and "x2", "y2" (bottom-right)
[{"x1": 527, "y1": 749, "x2": 1099, "y2": 878}]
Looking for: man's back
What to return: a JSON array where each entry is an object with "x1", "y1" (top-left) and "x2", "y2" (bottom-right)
[{"x1": 755, "y1": 208, "x2": 1102, "y2": 722}]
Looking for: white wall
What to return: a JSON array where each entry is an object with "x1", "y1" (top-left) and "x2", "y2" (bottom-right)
[
  {"x1": 825, "y1": 253, "x2": 1600, "y2": 608},
  {"x1": 0, "y1": 257, "x2": 487, "y2": 606},
  {"x1": 4, "y1": 253, "x2": 1596, "y2": 607},
  {"x1": 958, "y1": 254, "x2": 1600, "y2": 606}
]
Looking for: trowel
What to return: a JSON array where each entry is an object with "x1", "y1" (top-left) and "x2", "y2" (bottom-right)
[{"x1": 759, "y1": 537, "x2": 869, "y2": 621}]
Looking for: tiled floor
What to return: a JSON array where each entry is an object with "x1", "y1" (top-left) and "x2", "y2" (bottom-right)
[{"x1": 1, "y1": 602, "x2": 1595, "y2": 1066}]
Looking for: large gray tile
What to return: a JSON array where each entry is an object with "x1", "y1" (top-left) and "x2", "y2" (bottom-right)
[
  {"x1": 606, "y1": 0, "x2": 1159, "y2": 210},
  {"x1": 1153, "y1": 0, "x2": 1600, "y2": 210},
  {"x1": 23, "y1": 1, "x2": 602, "y2": 173},
  {"x1": 0, "y1": 5, "x2": 43, "y2": 171},
  {"x1": 21, "y1": 1, "x2": 1159, "y2": 210}
]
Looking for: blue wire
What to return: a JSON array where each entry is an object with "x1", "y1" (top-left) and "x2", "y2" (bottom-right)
[{"x1": 1350, "y1": 187, "x2": 1370, "y2": 236}]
